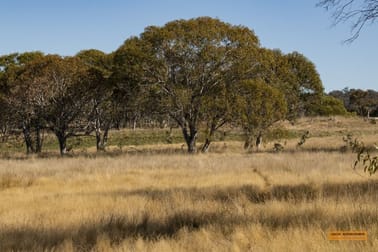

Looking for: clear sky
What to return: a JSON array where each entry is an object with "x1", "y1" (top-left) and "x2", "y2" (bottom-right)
[{"x1": 1, "y1": 0, "x2": 377, "y2": 92}]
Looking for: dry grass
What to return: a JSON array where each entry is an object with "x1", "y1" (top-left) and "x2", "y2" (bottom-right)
[
  {"x1": 1, "y1": 152, "x2": 378, "y2": 251},
  {"x1": 0, "y1": 116, "x2": 378, "y2": 251},
  {"x1": 281, "y1": 116, "x2": 378, "y2": 136}
]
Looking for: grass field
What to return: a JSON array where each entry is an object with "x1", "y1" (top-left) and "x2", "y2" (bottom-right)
[{"x1": 0, "y1": 116, "x2": 378, "y2": 251}]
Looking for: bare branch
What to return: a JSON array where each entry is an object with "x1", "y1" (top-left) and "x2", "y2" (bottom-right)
[{"x1": 318, "y1": 0, "x2": 378, "y2": 42}]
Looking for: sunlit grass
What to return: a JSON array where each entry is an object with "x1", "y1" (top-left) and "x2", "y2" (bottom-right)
[
  {"x1": 1, "y1": 150, "x2": 378, "y2": 251},
  {"x1": 0, "y1": 116, "x2": 377, "y2": 251}
]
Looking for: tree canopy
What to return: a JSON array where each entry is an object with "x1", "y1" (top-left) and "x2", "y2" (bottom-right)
[
  {"x1": 114, "y1": 17, "x2": 263, "y2": 153},
  {"x1": 0, "y1": 17, "x2": 335, "y2": 154},
  {"x1": 236, "y1": 79, "x2": 287, "y2": 150},
  {"x1": 329, "y1": 88, "x2": 378, "y2": 116}
]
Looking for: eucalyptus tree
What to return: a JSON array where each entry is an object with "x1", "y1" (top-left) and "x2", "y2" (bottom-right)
[
  {"x1": 115, "y1": 17, "x2": 262, "y2": 153},
  {"x1": 258, "y1": 49, "x2": 298, "y2": 121},
  {"x1": 0, "y1": 52, "x2": 46, "y2": 153},
  {"x1": 0, "y1": 95, "x2": 11, "y2": 142},
  {"x1": 236, "y1": 79, "x2": 287, "y2": 150},
  {"x1": 12, "y1": 55, "x2": 98, "y2": 155},
  {"x1": 76, "y1": 49, "x2": 114, "y2": 151},
  {"x1": 199, "y1": 82, "x2": 235, "y2": 152},
  {"x1": 0, "y1": 56, "x2": 13, "y2": 142},
  {"x1": 41, "y1": 56, "x2": 99, "y2": 155},
  {"x1": 286, "y1": 52, "x2": 324, "y2": 116},
  {"x1": 259, "y1": 49, "x2": 324, "y2": 119},
  {"x1": 112, "y1": 37, "x2": 152, "y2": 131}
]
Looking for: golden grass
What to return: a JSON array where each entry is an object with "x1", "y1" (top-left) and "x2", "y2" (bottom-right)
[
  {"x1": 0, "y1": 116, "x2": 378, "y2": 251},
  {"x1": 282, "y1": 116, "x2": 377, "y2": 132},
  {"x1": 1, "y1": 151, "x2": 378, "y2": 251}
]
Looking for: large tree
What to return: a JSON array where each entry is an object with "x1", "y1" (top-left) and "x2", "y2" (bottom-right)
[
  {"x1": 112, "y1": 37, "x2": 152, "y2": 131},
  {"x1": 0, "y1": 94, "x2": 12, "y2": 142},
  {"x1": 318, "y1": 0, "x2": 378, "y2": 42},
  {"x1": 44, "y1": 56, "x2": 98, "y2": 155},
  {"x1": 348, "y1": 89, "x2": 378, "y2": 116},
  {"x1": 329, "y1": 88, "x2": 378, "y2": 116},
  {"x1": 16, "y1": 55, "x2": 98, "y2": 155},
  {"x1": 0, "y1": 52, "x2": 46, "y2": 153},
  {"x1": 259, "y1": 49, "x2": 324, "y2": 119},
  {"x1": 115, "y1": 17, "x2": 262, "y2": 153},
  {"x1": 236, "y1": 79, "x2": 287, "y2": 150},
  {"x1": 286, "y1": 52, "x2": 324, "y2": 116},
  {"x1": 76, "y1": 49, "x2": 114, "y2": 151},
  {"x1": 307, "y1": 95, "x2": 349, "y2": 116},
  {"x1": 199, "y1": 81, "x2": 236, "y2": 152}
]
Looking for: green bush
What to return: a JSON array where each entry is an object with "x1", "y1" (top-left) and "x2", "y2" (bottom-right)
[{"x1": 307, "y1": 95, "x2": 349, "y2": 116}]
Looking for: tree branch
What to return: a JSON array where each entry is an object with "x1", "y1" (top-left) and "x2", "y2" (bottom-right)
[{"x1": 318, "y1": 0, "x2": 378, "y2": 42}]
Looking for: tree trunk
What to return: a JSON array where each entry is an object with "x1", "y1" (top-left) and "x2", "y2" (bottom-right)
[
  {"x1": 256, "y1": 133, "x2": 262, "y2": 151},
  {"x1": 0, "y1": 124, "x2": 9, "y2": 143},
  {"x1": 244, "y1": 135, "x2": 252, "y2": 150},
  {"x1": 95, "y1": 128, "x2": 102, "y2": 151},
  {"x1": 35, "y1": 126, "x2": 42, "y2": 153},
  {"x1": 132, "y1": 117, "x2": 137, "y2": 131},
  {"x1": 187, "y1": 137, "x2": 196, "y2": 153},
  {"x1": 96, "y1": 125, "x2": 110, "y2": 151},
  {"x1": 182, "y1": 126, "x2": 197, "y2": 153},
  {"x1": 201, "y1": 126, "x2": 216, "y2": 153},
  {"x1": 102, "y1": 127, "x2": 109, "y2": 148},
  {"x1": 166, "y1": 127, "x2": 173, "y2": 144},
  {"x1": 56, "y1": 132, "x2": 67, "y2": 156},
  {"x1": 22, "y1": 123, "x2": 43, "y2": 154},
  {"x1": 201, "y1": 138, "x2": 211, "y2": 153},
  {"x1": 201, "y1": 118, "x2": 227, "y2": 153},
  {"x1": 22, "y1": 125, "x2": 34, "y2": 154}
]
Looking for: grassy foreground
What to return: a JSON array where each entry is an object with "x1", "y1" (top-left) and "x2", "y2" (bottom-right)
[{"x1": 0, "y1": 116, "x2": 378, "y2": 251}]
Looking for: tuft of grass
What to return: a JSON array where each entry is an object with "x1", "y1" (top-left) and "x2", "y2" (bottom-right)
[{"x1": 0, "y1": 173, "x2": 34, "y2": 190}]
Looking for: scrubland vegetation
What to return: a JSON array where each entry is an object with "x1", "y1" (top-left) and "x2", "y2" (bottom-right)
[
  {"x1": 1, "y1": 14, "x2": 378, "y2": 251},
  {"x1": 0, "y1": 116, "x2": 377, "y2": 251}
]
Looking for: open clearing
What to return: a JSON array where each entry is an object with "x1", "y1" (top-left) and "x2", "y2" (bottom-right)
[{"x1": 0, "y1": 116, "x2": 378, "y2": 251}]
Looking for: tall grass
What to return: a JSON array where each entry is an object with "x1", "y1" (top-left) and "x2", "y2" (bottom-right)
[
  {"x1": 1, "y1": 150, "x2": 378, "y2": 251},
  {"x1": 0, "y1": 116, "x2": 377, "y2": 251}
]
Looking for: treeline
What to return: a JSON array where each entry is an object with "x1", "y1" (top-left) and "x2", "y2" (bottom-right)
[
  {"x1": 0, "y1": 17, "x2": 348, "y2": 155},
  {"x1": 329, "y1": 88, "x2": 378, "y2": 117}
]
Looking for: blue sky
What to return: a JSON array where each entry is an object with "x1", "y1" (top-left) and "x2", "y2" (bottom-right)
[{"x1": 1, "y1": 0, "x2": 377, "y2": 92}]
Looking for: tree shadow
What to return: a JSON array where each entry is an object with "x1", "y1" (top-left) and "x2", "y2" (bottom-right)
[
  {"x1": 0, "y1": 210, "x2": 245, "y2": 251},
  {"x1": 86, "y1": 179, "x2": 378, "y2": 204},
  {"x1": 2, "y1": 205, "x2": 376, "y2": 251}
]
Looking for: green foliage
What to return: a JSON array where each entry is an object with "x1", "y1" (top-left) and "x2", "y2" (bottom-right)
[
  {"x1": 307, "y1": 95, "x2": 349, "y2": 116},
  {"x1": 0, "y1": 17, "x2": 356, "y2": 155},
  {"x1": 236, "y1": 79, "x2": 287, "y2": 149},
  {"x1": 114, "y1": 17, "x2": 262, "y2": 152},
  {"x1": 259, "y1": 49, "x2": 324, "y2": 120},
  {"x1": 329, "y1": 88, "x2": 378, "y2": 117},
  {"x1": 346, "y1": 136, "x2": 378, "y2": 175},
  {"x1": 76, "y1": 49, "x2": 113, "y2": 77},
  {"x1": 354, "y1": 144, "x2": 378, "y2": 175},
  {"x1": 112, "y1": 37, "x2": 152, "y2": 130},
  {"x1": 342, "y1": 134, "x2": 378, "y2": 175},
  {"x1": 286, "y1": 52, "x2": 324, "y2": 116}
]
